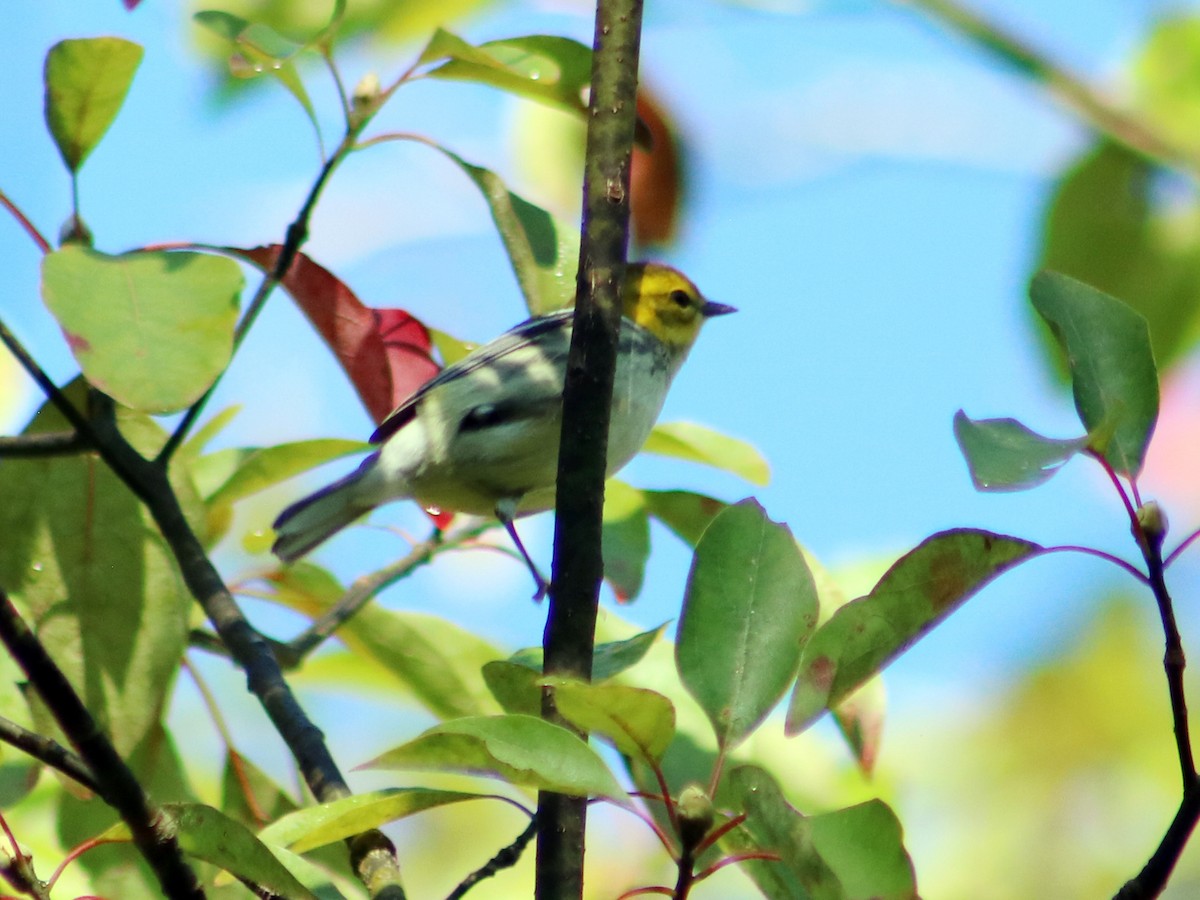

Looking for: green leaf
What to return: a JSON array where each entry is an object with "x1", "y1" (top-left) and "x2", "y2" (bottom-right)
[
  {"x1": 361, "y1": 715, "x2": 628, "y2": 802},
  {"x1": 506, "y1": 623, "x2": 666, "y2": 683},
  {"x1": 44, "y1": 37, "x2": 143, "y2": 172},
  {"x1": 643, "y1": 489, "x2": 728, "y2": 546},
  {"x1": 421, "y1": 30, "x2": 592, "y2": 114},
  {"x1": 259, "y1": 788, "x2": 485, "y2": 854},
  {"x1": 1030, "y1": 271, "x2": 1160, "y2": 477},
  {"x1": 1037, "y1": 141, "x2": 1200, "y2": 373},
  {"x1": 207, "y1": 438, "x2": 368, "y2": 506},
  {"x1": 643, "y1": 422, "x2": 771, "y2": 485},
  {"x1": 788, "y1": 529, "x2": 1041, "y2": 733},
  {"x1": 725, "y1": 765, "x2": 917, "y2": 900},
  {"x1": 433, "y1": 144, "x2": 578, "y2": 315},
  {"x1": 42, "y1": 246, "x2": 242, "y2": 414},
  {"x1": 602, "y1": 479, "x2": 650, "y2": 601},
  {"x1": 265, "y1": 565, "x2": 503, "y2": 720},
  {"x1": 0, "y1": 384, "x2": 192, "y2": 757},
  {"x1": 677, "y1": 499, "x2": 818, "y2": 749},
  {"x1": 482, "y1": 660, "x2": 542, "y2": 716},
  {"x1": 953, "y1": 410, "x2": 1088, "y2": 492},
  {"x1": 545, "y1": 678, "x2": 676, "y2": 763},
  {"x1": 99, "y1": 803, "x2": 318, "y2": 900}
]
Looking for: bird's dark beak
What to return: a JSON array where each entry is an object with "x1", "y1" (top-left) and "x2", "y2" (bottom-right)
[{"x1": 701, "y1": 300, "x2": 737, "y2": 318}]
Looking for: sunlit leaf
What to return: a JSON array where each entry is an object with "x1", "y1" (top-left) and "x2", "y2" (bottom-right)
[
  {"x1": 953, "y1": 410, "x2": 1088, "y2": 492},
  {"x1": 788, "y1": 530, "x2": 1041, "y2": 733},
  {"x1": 42, "y1": 246, "x2": 242, "y2": 414},
  {"x1": 44, "y1": 37, "x2": 143, "y2": 172},
  {"x1": 643, "y1": 421, "x2": 770, "y2": 485},
  {"x1": 677, "y1": 500, "x2": 818, "y2": 749},
  {"x1": 544, "y1": 677, "x2": 676, "y2": 763},
  {"x1": 259, "y1": 788, "x2": 486, "y2": 854},
  {"x1": 361, "y1": 715, "x2": 628, "y2": 802},
  {"x1": 1030, "y1": 271, "x2": 1159, "y2": 477},
  {"x1": 642, "y1": 489, "x2": 727, "y2": 546},
  {"x1": 602, "y1": 479, "x2": 650, "y2": 601},
  {"x1": 207, "y1": 439, "x2": 368, "y2": 506}
]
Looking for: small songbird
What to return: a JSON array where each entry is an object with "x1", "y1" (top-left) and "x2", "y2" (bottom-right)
[{"x1": 271, "y1": 263, "x2": 734, "y2": 594}]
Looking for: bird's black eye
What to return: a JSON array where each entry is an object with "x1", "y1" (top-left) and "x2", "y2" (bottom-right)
[{"x1": 669, "y1": 289, "x2": 692, "y2": 308}]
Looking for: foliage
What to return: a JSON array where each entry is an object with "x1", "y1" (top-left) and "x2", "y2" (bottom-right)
[{"x1": 3, "y1": 2, "x2": 1200, "y2": 899}]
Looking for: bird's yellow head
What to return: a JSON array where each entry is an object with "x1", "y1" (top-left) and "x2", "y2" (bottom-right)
[{"x1": 622, "y1": 263, "x2": 736, "y2": 352}]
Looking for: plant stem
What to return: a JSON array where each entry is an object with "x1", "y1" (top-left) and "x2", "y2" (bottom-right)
[{"x1": 536, "y1": 0, "x2": 645, "y2": 897}]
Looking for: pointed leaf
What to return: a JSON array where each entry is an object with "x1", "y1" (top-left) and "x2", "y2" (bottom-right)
[
  {"x1": 677, "y1": 500, "x2": 818, "y2": 749},
  {"x1": 483, "y1": 660, "x2": 542, "y2": 715},
  {"x1": 544, "y1": 678, "x2": 675, "y2": 763},
  {"x1": 1030, "y1": 271, "x2": 1159, "y2": 477},
  {"x1": 643, "y1": 422, "x2": 770, "y2": 485},
  {"x1": 602, "y1": 479, "x2": 650, "y2": 602},
  {"x1": 506, "y1": 623, "x2": 666, "y2": 683},
  {"x1": 788, "y1": 530, "x2": 1041, "y2": 733},
  {"x1": 433, "y1": 145, "x2": 578, "y2": 315},
  {"x1": 42, "y1": 246, "x2": 242, "y2": 413},
  {"x1": 953, "y1": 410, "x2": 1088, "y2": 491},
  {"x1": 44, "y1": 38, "x2": 143, "y2": 172},
  {"x1": 362, "y1": 714, "x2": 627, "y2": 802},
  {"x1": 207, "y1": 438, "x2": 368, "y2": 506},
  {"x1": 260, "y1": 788, "x2": 485, "y2": 854},
  {"x1": 725, "y1": 765, "x2": 917, "y2": 900},
  {"x1": 232, "y1": 246, "x2": 439, "y2": 423},
  {"x1": 422, "y1": 30, "x2": 592, "y2": 114}
]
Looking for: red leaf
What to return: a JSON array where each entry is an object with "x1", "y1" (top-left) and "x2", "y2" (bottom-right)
[
  {"x1": 631, "y1": 90, "x2": 684, "y2": 248},
  {"x1": 232, "y1": 246, "x2": 440, "y2": 424}
]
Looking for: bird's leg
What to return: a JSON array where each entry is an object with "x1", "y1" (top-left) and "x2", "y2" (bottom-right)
[{"x1": 496, "y1": 499, "x2": 549, "y2": 601}]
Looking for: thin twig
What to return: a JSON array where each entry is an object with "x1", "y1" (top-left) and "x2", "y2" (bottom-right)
[
  {"x1": 0, "y1": 187, "x2": 51, "y2": 254},
  {"x1": 0, "y1": 432, "x2": 89, "y2": 458},
  {"x1": 0, "y1": 715, "x2": 100, "y2": 797},
  {"x1": 444, "y1": 818, "x2": 537, "y2": 900},
  {"x1": 0, "y1": 322, "x2": 92, "y2": 440},
  {"x1": 0, "y1": 589, "x2": 204, "y2": 899}
]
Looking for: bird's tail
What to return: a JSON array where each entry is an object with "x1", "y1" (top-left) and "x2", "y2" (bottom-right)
[{"x1": 272, "y1": 457, "x2": 376, "y2": 563}]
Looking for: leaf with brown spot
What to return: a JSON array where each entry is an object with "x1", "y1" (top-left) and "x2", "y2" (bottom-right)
[{"x1": 786, "y1": 529, "x2": 1041, "y2": 734}]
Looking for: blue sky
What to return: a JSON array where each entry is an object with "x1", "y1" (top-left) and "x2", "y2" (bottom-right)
[{"x1": 4, "y1": 0, "x2": 1200, "y2": 890}]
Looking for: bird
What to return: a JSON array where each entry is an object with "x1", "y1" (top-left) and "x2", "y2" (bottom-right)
[{"x1": 271, "y1": 262, "x2": 734, "y2": 597}]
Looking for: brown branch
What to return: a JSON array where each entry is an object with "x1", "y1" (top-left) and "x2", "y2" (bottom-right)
[
  {"x1": 445, "y1": 818, "x2": 537, "y2": 900},
  {"x1": 537, "y1": 1, "x2": 645, "y2": 897},
  {"x1": 0, "y1": 589, "x2": 204, "y2": 899},
  {"x1": 0, "y1": 432, "x2": 89, "y2": 458},
  {"x1": 0, "y1": 187, "x2": 51, "y2": 255}
]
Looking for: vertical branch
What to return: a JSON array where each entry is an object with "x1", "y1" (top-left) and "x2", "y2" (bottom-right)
[{"x1": 538, "y1": 0, "x2": 645, "y2": 897}]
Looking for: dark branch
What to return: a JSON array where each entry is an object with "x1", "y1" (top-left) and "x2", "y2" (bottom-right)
[
  {"x1": 446, "y1": 818, "x2": 537, "y2": 900},
  {"x1": 538, "y1": 1, "x2": 645, "y2": 898},
  {"x1": 0, "y1": 715, "x2": 100, "y2": 797},
  {"x1": 0, "y1": 432, "x2": 89, "y2": 458},
  {"x1": 0, "y1": 589, "x2": 204, "y2": 899}
]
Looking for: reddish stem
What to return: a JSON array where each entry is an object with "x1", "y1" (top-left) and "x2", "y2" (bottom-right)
[{"x1": 0, "y1": 189, "x2": 51, "y2": 254}]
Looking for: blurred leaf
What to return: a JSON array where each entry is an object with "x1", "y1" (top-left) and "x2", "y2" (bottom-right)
[
  {"x1": 428, "y1": 326, "x2": 475, "y2": 366},
  {"x1": 725, "y1": 765, "x2": 917, "y2": 900},
  {"x1": 231, "y1": 246, "x2": 439, "y2": 423},
  {"x1": 677, "y1": 500, "x2": 818, "y2": 749},
  {"x1": 264, "y1": 564, "x2": 502, "y2": 719},
  {"x1": 1135, "y1": 15, "x2": 1200, "y2": 157},
  {"x1": 42, "y1": 246, "x2": 242, "y2": 414},
  {"x1": 44, "y1": 37, "x2": 142, "y2": 172},
  {"x1": 643, "y1": 489, "x2": 727, "y2": 546},
  {"x1": 221, "y1": 750, "x2": 297, "y2": 830},
  {"x1": 207, "y1": 438, "x2": 367, "y2": 506},
  {"x1": 361, "y1": 715, "x2": 628, "y2": 802},
  {"x1": 544, "y1": 677, "x2": 676, "y2": 763},
  {"x1": 421, "y1": 30, "x2": 592, "y2": 114},
  {"x1": 1030, "y1": 271, "x2": 1159, "y2": 477},
  {"x1": 482, "y1": 659, "x2": 542, "y2": 715},
  {"x1": 631, "y1": 90, "x2": 685, "y2": 247},
  {"x1": 953, "y1": 410, "x2": 1088, "y2": 492},
  {"x1": 602, "y1": 479, "x2": 650, "y2": 601},
  {"x1": 0, "y1": 384, "x2": 193, "y2": 758},
  {"x1": 260, "y1": 788, "x2": 485, "y2": 854},
  {"x1": 180, "y1": 405, "x2": 242, "y2": 461},
  {"x1": 643, "y1": 421, "x2": 770, "y2": 485},
  {"x1": 99, "y1": 803, "x2": 318, "y2": 900},
  {"x1": 1037, "y1": 141, "x2": 1200, "y2": 371},
  {"x1": 788, "y1": 530, "x2": 1041, "y2": 733},
  {"x1": 432, "y1": 144, "x2": 578, "y2": 315}
]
